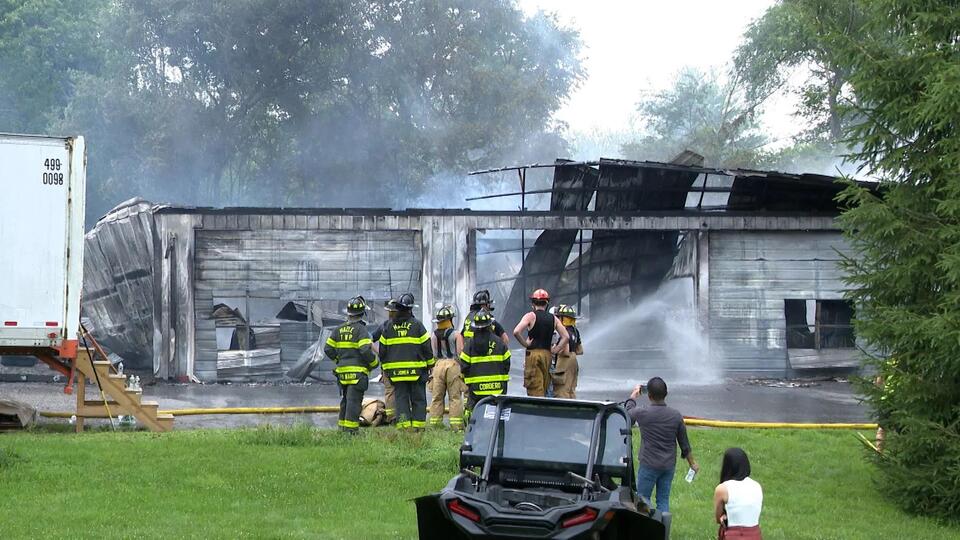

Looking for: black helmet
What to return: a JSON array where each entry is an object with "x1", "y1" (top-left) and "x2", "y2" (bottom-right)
[
  {"x1": 471, "y1": 289, "x2": 495, "y2": 311},
  {"x1": 472, "y1": 309, "x2": 494, "y2": 329},
  {"x1": 346, "y1": 296, "x2": 367, "y2": 316},
  {"x1": 384, "y1": 298, "x2": 399, "y2": 312},
  {"x1": 433, "y1": 305, "x2": 454, "y2": 323},
  {"x1": 396, "y1": 293, "x2": 416, "y2": 310},
  {"x1": 472, "y1": 289, "x2": 491, "y2": 305}
]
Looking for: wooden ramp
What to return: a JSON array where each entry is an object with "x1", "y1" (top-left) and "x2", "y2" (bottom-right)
[{"x1": 72, "y1": 349, "x2": 174, "y2": 433}]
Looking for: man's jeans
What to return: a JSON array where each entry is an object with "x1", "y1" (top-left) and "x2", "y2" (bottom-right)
[{"x1": 636, "y1": 465, "x2": 675, "y2": 512}]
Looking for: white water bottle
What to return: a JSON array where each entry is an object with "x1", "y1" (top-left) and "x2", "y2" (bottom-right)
[{"x1": 685, "y1": 468, "x2": 697, "y2": 483}]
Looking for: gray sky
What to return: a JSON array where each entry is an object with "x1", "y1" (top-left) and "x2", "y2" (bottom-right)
[{"x1": 518, "y1": 0, "x2": 799, "y2": 145}]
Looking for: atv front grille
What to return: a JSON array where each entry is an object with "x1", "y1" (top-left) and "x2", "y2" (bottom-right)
[{"x1": 485, "y1": 517, "x2": 555, "y2": 538}]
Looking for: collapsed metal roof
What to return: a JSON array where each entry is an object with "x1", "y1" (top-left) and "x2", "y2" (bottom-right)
[{"x1": 485, "y1": 156, "x2": 873, "y2": 324}]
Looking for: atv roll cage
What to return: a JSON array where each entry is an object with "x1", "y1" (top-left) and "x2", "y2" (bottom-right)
[{"x1": 460, "y1": 396, "x2": 636, "y2": 495}]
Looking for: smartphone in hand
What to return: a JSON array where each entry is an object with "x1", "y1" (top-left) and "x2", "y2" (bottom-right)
[{"x1": 684, "y1": 468, "x2": 697, "y2": 483}]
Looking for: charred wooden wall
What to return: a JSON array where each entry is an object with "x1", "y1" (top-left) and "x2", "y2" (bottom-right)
[{"x1": 83, "y1": 202, "x2": 843, "y2": 381}]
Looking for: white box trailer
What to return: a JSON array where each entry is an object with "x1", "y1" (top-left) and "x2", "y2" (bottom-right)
[{"x1": 0, "y1": 134, "x2": 86, "y2": 359}]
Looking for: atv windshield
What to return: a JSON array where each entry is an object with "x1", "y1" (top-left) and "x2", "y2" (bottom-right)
[{"x1": 462, "y1": 400, "x2": 631, "y2": 480}]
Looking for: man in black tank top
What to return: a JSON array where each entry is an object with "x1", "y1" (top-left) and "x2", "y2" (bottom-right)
[{"x1": 512, "y1": 288, "x2": 569, "y2": 397}]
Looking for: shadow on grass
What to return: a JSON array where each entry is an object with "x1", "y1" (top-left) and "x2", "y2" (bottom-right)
[{"x1": 0, "y1": 447, "x2": 23, "y2": 468}]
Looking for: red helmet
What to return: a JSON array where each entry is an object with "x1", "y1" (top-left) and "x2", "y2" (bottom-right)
[{"x1": 529, "y1": 289, "x2": 550, "y2": 301}]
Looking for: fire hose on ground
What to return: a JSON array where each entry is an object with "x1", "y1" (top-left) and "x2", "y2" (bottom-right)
[{"x1": 37, "y1": 407, "x2": 878, "y2": 429}]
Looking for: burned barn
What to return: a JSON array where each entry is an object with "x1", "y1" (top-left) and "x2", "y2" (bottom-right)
[{"x1": 79, "y1": 158, "x2": 868, "y2": 383}]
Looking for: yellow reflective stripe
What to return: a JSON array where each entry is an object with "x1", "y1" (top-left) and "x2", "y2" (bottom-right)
[
  {"x1": 411, "y1": 420, "x2": 426, "y2": 428},
  {"x1": 368, "y1": 358, "x2": 380, "y2": 369},
  {"x1": 474, "y1": 389, "x2": 506, "y2": 395},
  {"x1": 459, "y1": 353, "x2": 510, "y2": 364},
  {"x1": 390, "y1": 376, "x2": 421, "y2": 382},
  {"x1": 396, "y1": 420, "x2": 412, "y2": 429},
  {"x1": 381, "y1": 361, "x2": 428, "y2": 370},
  {"x1": 379, "y1": 333, "x2": 430, "y2": 346},
  {"x1": 464, "y1": 374, "x2": 510, "y2": 384},
  {"x1": 335, "y1": 365, "x2": 369, "y2": 374},
  {"x1": 327, "y1": 339, "x2": 372, "y2": 349},
  {"x1": 338, "y1": 419, "x2": 360, "y2": 428},
  {"x1": 338, "y1": 379, "x2": 360, "y2": 385}
]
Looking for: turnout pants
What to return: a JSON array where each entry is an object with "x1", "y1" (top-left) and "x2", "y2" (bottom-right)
[
  {"x1": 429, "y1": 359, "x2": 465, "y2": 429},
  {"x1": 394, "y1": 374, "x2": 427, "y2": 430},
  {"x1": 338, "y1": 375, "x2": 369, "y2": 432},
  {"x1": 552, "y1": 353, "x2": 579, "y2": 399},
  {"x1": 383, "y1": 375, "x2": 396, "y2": 422},
  {"x1": 465, "y1": 384, "x2": 508, "y2": 417},
  {"x1": 523, "y1": 349, "x2": 552, "y2": 397}
]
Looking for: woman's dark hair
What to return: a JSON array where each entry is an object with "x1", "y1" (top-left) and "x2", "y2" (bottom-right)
[{"x1": 720, "y1": 447, "x2": 751, "y2": 483}]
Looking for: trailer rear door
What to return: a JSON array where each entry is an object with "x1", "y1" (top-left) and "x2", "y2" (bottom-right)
[{"x1": 0, "y1": 134, "x2": 85, "y2": 348}]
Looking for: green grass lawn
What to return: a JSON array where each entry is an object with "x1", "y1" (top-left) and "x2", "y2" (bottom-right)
[{"x1": 0, "y1": 424, "x2": 956, "y2": 539}]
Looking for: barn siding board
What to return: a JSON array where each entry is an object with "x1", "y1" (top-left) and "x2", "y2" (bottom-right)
[
  {"x1": 193, "y1": 290, "x2": 218, "y2": 382},
  {"x1": 708, "y1": 231, "x2": 851, "y2": 374}
]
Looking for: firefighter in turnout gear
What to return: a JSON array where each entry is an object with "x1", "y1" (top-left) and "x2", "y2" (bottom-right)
[
  {"x1": 513, "y1": 288, "x2": 569, "y2": 396},
  {"x1": 460, "y1": 309, "x2": 511, "y2": 419},
  {"x1": 456, "y1": 289, "x2": 510, "y2": 355},
  {"x1": 371, "y1": 298, "x2": 399, "y2": 423},
  {"x1": 552, "y1": 304, "x2": 583, "y2": 399},
  {"x1": 378, "y1": 293, "x2": 434, "y2": 430},
  {"x1": 323, "y1": 296, "x2": 378, "y2": 433},
  {"x1": 428, "y1": 305, "x2": 465, "y2": 430}
]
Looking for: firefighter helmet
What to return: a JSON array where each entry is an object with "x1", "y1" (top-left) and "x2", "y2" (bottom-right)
[
  {"x1": 557, "y1": 304, "x2": 578, "y2": 319},
  {"x1": 472, "y1": 289, "x2": 493, "y2": 307},
  {"x1": 433, "y1": 305, "x2": 455, "y2": 323},
  {"x1": 384, "y1": 298, "x2": 399, "y2": 312},
  {"x1": 396, "y1": 293, "x2": 416, "y2": 310},
  {"x1": 346, "y1": 296, "x2": 367, "y2": 316},
  {"x1": 530, "y1": 289, "x2": 550, "y2": 301},
  {"x1": 472, "y1": 309, "x2": 494, "y2": 329}
]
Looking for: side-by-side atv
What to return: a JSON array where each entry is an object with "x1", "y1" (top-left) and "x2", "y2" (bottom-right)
[{"x1": 415, "y1": 396, "x2": 670, "y2": 539}]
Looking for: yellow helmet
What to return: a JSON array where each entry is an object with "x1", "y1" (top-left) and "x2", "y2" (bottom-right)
[{"x1": 433, "y1": 305, "x2": 455, "y2": 323}]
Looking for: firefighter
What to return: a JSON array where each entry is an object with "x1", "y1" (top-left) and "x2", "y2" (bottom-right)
[
  {"x1": 371, "y1": 298, "x2": 398, "y2": 423},
  {"x1": 428, "y1": 305, "x2": 465, "y2": 430},
  {"x1": 459, "y1": 309, "x2": 511, "y2": 418},
  {"x1": 552, "y1": 304, "x2": 583, "y2": 399},
  {"x1": 512, "y1": 288, "x2": 568, "y2": 397},
  {"x1": 456, "y1": 289, "x2": 510, "y2": 355},
  {"x1": 378, "y1": 293, "x2": 434, "y2": 431},
  {"x1": 323, "y1": 296, "x2": 378, "y2": 434}
]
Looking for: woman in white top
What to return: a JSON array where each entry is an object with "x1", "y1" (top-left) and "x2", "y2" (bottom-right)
[{"x1": 714, "y1": 447, "x2": 763, "y2": 539}]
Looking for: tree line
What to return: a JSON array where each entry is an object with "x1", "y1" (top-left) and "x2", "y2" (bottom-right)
[{"x1": 0, "y1": 0, "x2": 583, "y2": 222}]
